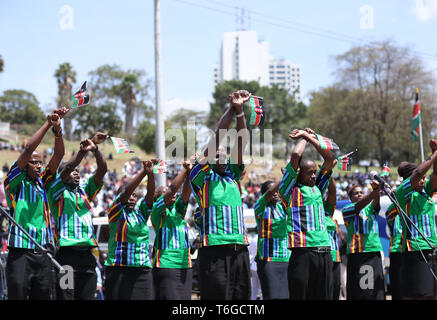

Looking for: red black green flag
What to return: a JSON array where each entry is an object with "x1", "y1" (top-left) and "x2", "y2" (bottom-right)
[
  {"x1": 72, "y1": 81, "x2": 90, "y2": 109},
  {"x1": 316, "y1": 134, "x2": 339, "y2": 150},
  {"x1": 337, "y1": 149, "x2": 357, "y2": 171},
  {"x1": 412, "y1": 88, "x2": 421, "y2": 142},
  {"x1": 249, "y1": 96, "x2": 264, "y2": 126},
  {"x1": 381, "y1": 162, "x2": 390, "y2": 177}
]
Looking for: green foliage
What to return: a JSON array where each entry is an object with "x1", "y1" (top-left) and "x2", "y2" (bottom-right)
[
  {"x1": 0, "y1": 55, "x2": 4, "y2": 74},
  {"x1": 0, "y1": 90, "x2": 45, "y2": 129},
  {"x1": 136, "y1": 120, "x2": 156, "y2": 154},
  {"x1": 72, "y1": 103, "x2": 123, "y2": 139}
]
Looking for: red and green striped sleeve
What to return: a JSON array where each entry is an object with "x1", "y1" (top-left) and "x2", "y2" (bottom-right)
[
  {"x1": 84, "y1": 175, "x2": 103, "y2": 202},
  {"x1": 278, "y1": 162, "x2": 297, "y2": 208}
]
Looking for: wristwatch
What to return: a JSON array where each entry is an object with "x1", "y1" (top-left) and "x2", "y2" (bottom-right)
[{"x1": 52, "y1": 127, "x2": 63, "y2": 137}]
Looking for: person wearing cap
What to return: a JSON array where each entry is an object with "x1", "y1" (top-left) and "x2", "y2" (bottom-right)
[
  {"x1": 48, "y1": 133, "x2": 108, "y2": 300},
  {"x1": 387, "y1": 141, "x2": 437, "y2": 300},
  {"x1": 3, "y1": 107, "x2": 68, "y2": 300},
  {"x1": 279, "y1": 128, "x2": 336, "y2": 300}
]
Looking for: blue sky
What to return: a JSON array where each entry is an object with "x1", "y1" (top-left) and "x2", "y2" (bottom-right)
[{"x1": 1, "y1": 0, "x2": 437, "y2": 119}]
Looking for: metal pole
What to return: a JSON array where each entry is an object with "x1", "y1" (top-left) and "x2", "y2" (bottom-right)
[
  {"x1": 154, "y1": 0, "x2": 166, "y2": 187},
  {"x1": 419, "y1": 121, "x2": 425, "y2": 163}
]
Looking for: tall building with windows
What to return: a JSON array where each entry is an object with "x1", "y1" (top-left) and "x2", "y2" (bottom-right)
[{"x1": 214, "y1": 30, "x2": 301, "y2": 101}]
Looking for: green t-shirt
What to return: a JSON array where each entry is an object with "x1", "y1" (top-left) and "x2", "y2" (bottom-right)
[
  {"x1": 151, "y1": 195, "x2": 191, "y2": 269},
  {"x1": 342, "y1": 202, "x2": 382, "y2": 254},
  {"x1": 105, "y1": 196, "x2": 152, "y2": 267},
  {"x1": 48, "y1": 174, "x2": 103, "y2": 247},
  {"x1": 3, "y1": 161, "x2": 57, "y2": 249},
  {"x1": 253, "y1": 194, "x2": 289, "y2": 262},
  {"x1": 385, "y1": 203, "x2": 402, "y2": 253},
  {"x1": 400, "y1": 178, "x2": 437, "y2": 251},
  {"x1": 324, "y1": 202, "x2": 341, "y2": 262},
  {"x1": 278, "y1": 162, "x2": 331, "y2": 248},
  {"x1": 190, "y1": 158, "x2": 249, "y2": 247}
]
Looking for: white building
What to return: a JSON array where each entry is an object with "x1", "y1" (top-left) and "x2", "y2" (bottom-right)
[{"x1": 214, "y1": 30, "x2": 301, "y2": 101}]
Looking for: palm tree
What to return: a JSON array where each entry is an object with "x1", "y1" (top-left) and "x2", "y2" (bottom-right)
[{"x1": 54, "y1": 62, "x2": 76, "y2": 140}]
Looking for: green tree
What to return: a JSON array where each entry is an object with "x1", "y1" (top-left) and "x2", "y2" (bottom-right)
[
  {"x1": 73, "y1": 103, "x2": 123, "y2": 139},
  {"x1": 0, "y1": 55, "x2": 4, "y2": 74},
  {"x1": 136, "y1": 120, "x2": 156, "y2": 154},
  {"x1": 88, "y1": 64, "x2": 151, "y2": 138},
  {"x1": 308, "y1": 40, "x2": 437, "y2": 165},
  {"x1": 0, "y1": 89, "x2": 45, "y2": 134},
  {"x1": 54, "y1": 62, "x2": 77, "y2": 140}
]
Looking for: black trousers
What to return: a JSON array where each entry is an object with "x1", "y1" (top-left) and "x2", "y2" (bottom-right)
[
  {"x1": 389, "y1": 252, "x2": 403, "y2": 300},
  {"x1": 198, "y1": 245, "x2": 251, "y2": 300},
  {"x1": 346, "y1": 252, "x2": 386, "y2": 300},
  {"x1": 401, "y1": 249, "x2": 435, "y2": 299},
  {"x1": 153, "y1": 267, "x2": 192, "y2": 300},
  {"x1": 256, "y1": 260, "x2": 289, "y2": 300},
  {"x1": 6, "y1": 248, "x2": 56, "y2": 300},
  {"x1": 332, "y1": 261, "x2": 341, "y2": 300},
  {"x1": 55, "y1": 246, "x2": 97, "y2": 300},
  {"x1": 288, "y1": 248, "x2": 333, "y2": 300},
  {"x1": 104, "y1": 266, "x2": 153, "y2": 300}
]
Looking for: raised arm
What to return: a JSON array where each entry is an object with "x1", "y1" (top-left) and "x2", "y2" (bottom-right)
[
  {"x1": 411, "y1": 139, "x2": 437, "y2": 190},
  {"x1": 90, "y1": 132, "x2": 109, "y2": 186},
  {"x1": 301, "y1": 128, "x2": 335, "y2": 171},
  {"x1": 288, "y1": 129, "x2": 308, "y2": 171},
  {"x1": 229, "y1": 90, "x2": 250, "y2": 167},
  {"x1": 119, "y1": 160, "x2": 150, "y2": 204},
  {"x1": 16, "y1": 111, "x2": 58, "y2": 170},
  {"x1": 144, "y1": 159, "x2": 158, "y2": 207},
  {"x1": 46, "y1": 107, "x2": 69, "y2": 174},
  {"x1": 163, "y1": 161, "x2": 191, "y2": 205},
  {"x1": 351, "y1": 181, "x2": 380, "y2": 214},
  {"x1": 181, "y1": 161, "x2": 193, "y2": 204},
  {"x1": 60, "y1": 139, "x2": 95, "y2": 183},
  {"x1": 326, "y1": 171, "x2": 337, "y2": 209}
]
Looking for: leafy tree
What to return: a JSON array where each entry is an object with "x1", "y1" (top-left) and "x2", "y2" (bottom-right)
[
  {"x1": 73, "y1": 103, "x2": 123, "y2": 139},
  {"x1": 0, "y1": 89, "x2": 45, "y2": 135},
  {"x1": 0, "y1": 55, "x2": 4, "y2": 74},
  {"x1": 88, "y1": 64, "x2": 151, "y2": 138},
  {"x1": 54, "y1": 62, "x2": 76, "y2": 140},
  {"x1": 136, "y1": 120, "x2": 156, "y2": 154}
]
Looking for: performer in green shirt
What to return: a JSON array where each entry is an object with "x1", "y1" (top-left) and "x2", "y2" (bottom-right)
[
  {"x1": 190, "y1": 90, "x2": 251, "y2": 300},
  {"x1": 323, "y1": 170, "x2": 343, "y2": 300},
  {"x1": 4, "y1": 107, "x2": 68, "y2": 300},
  {"x1": 387, "y1": 141, "x2": 437, "y2": 300},
  {"x1": 342, "y1": 180, "x2": 385, "y2": 300},
  {"x1": 49, "y1": 132, "x2": 108, "y2": 300},
  {"x1": 151, "y1": 160, "x2": 193, "y2": 300},
  {"x1": 104, "y1": 159, "x2": 157, "y2": 300},
  {"x1": 278, "y1": 128, "x2": 335, "y2": 300},
  {"x1": 253, "y1": 179, "x2": 290, "y2": 300}
]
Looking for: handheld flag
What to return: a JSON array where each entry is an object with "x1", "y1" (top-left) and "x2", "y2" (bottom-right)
[
  {"x1": 153, "y1": 160, "x2": 167, "y2": 174},
  {"x1": 337, "y1": 149, "x2": 357, "y2": 171},
  {"x1": 249, "y1": 96, "x2": 264, "y2": 126},
  {"x1": 412, "y1": 88, "x2": 421, "y2": 142},
  {"x1": 71, "y1": 81, "x2": 90, "y2": 109},
  {"x1": 110, "y1": 137, "x2": 134, "y2": 154},
  {"x1": 381, "y1": 162, "x2": 390, "y2": 177},
  {"x1": 316, "y1": 134, "x2": 339, "y2": 150}
]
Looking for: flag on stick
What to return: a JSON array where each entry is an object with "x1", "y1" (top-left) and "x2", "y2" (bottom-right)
[
  {"x1": 337, "y1": 149, "x2": 357, "y2": 171},
  {"x1": 249, "y1": 96, "x2": 264, "y2": 126},
  {"x1": 381, "y1": 162, "x2": 390, "y2": 177},
  {"x1": 412, "y1": 88, "x2": 421, "y2": 142},
  {"x1": 71, "y1": 81, "x2": 90, "y2": 109},
  {"x1": 110, "y1": 137, "x2": 134, "y2": 154},
  {"x1": 153, "y1": 160, "x2": 167, "y2": 174},
  {"x1": 316, "y1": 134, "x2": 339, "y2": 150}
]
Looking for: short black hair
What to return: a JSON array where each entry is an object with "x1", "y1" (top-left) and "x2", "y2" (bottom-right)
[{"x1": 261, "y1": 180, "x2": 274, "y2": 195}]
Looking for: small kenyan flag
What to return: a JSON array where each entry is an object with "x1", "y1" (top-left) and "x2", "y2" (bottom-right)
[
  {"x1": 412, "y1": 88, "x2": 421, "y2": 142},
  {"x1": 381, "y1": 162, "x2": 390, "y2": 177},
  {"x1": 316, "y1": 134, "x2": 339, "y2": 150},
  {"x1": 153, "y1": 160, "x2": 167, "y2": 174},
  {"x1": 110, "y1": 137, "x2": 134, "y2": 154},
  {"x1": 71, "y1": 81, "x2": 90, "y2": 109},
  {"x1": 337, "y1": 155, "x2": 352, "y2": 171},
  {"x1": 249, "y1": 96, "x2": 264, "y2": 126}
]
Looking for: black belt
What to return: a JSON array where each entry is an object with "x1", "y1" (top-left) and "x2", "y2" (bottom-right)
[
  {"x1": 221, "y1": 244, "x2": 247, "y2": 251},
  {"x1": 294, "y1": 246, "x2": 331, "y2": 254},
  {"x1": 60, "y1": 246, "x2": 92, "y2": 252},
  {"x1": 9, "y1": 247, "x2": 44, "y2": 255}
]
